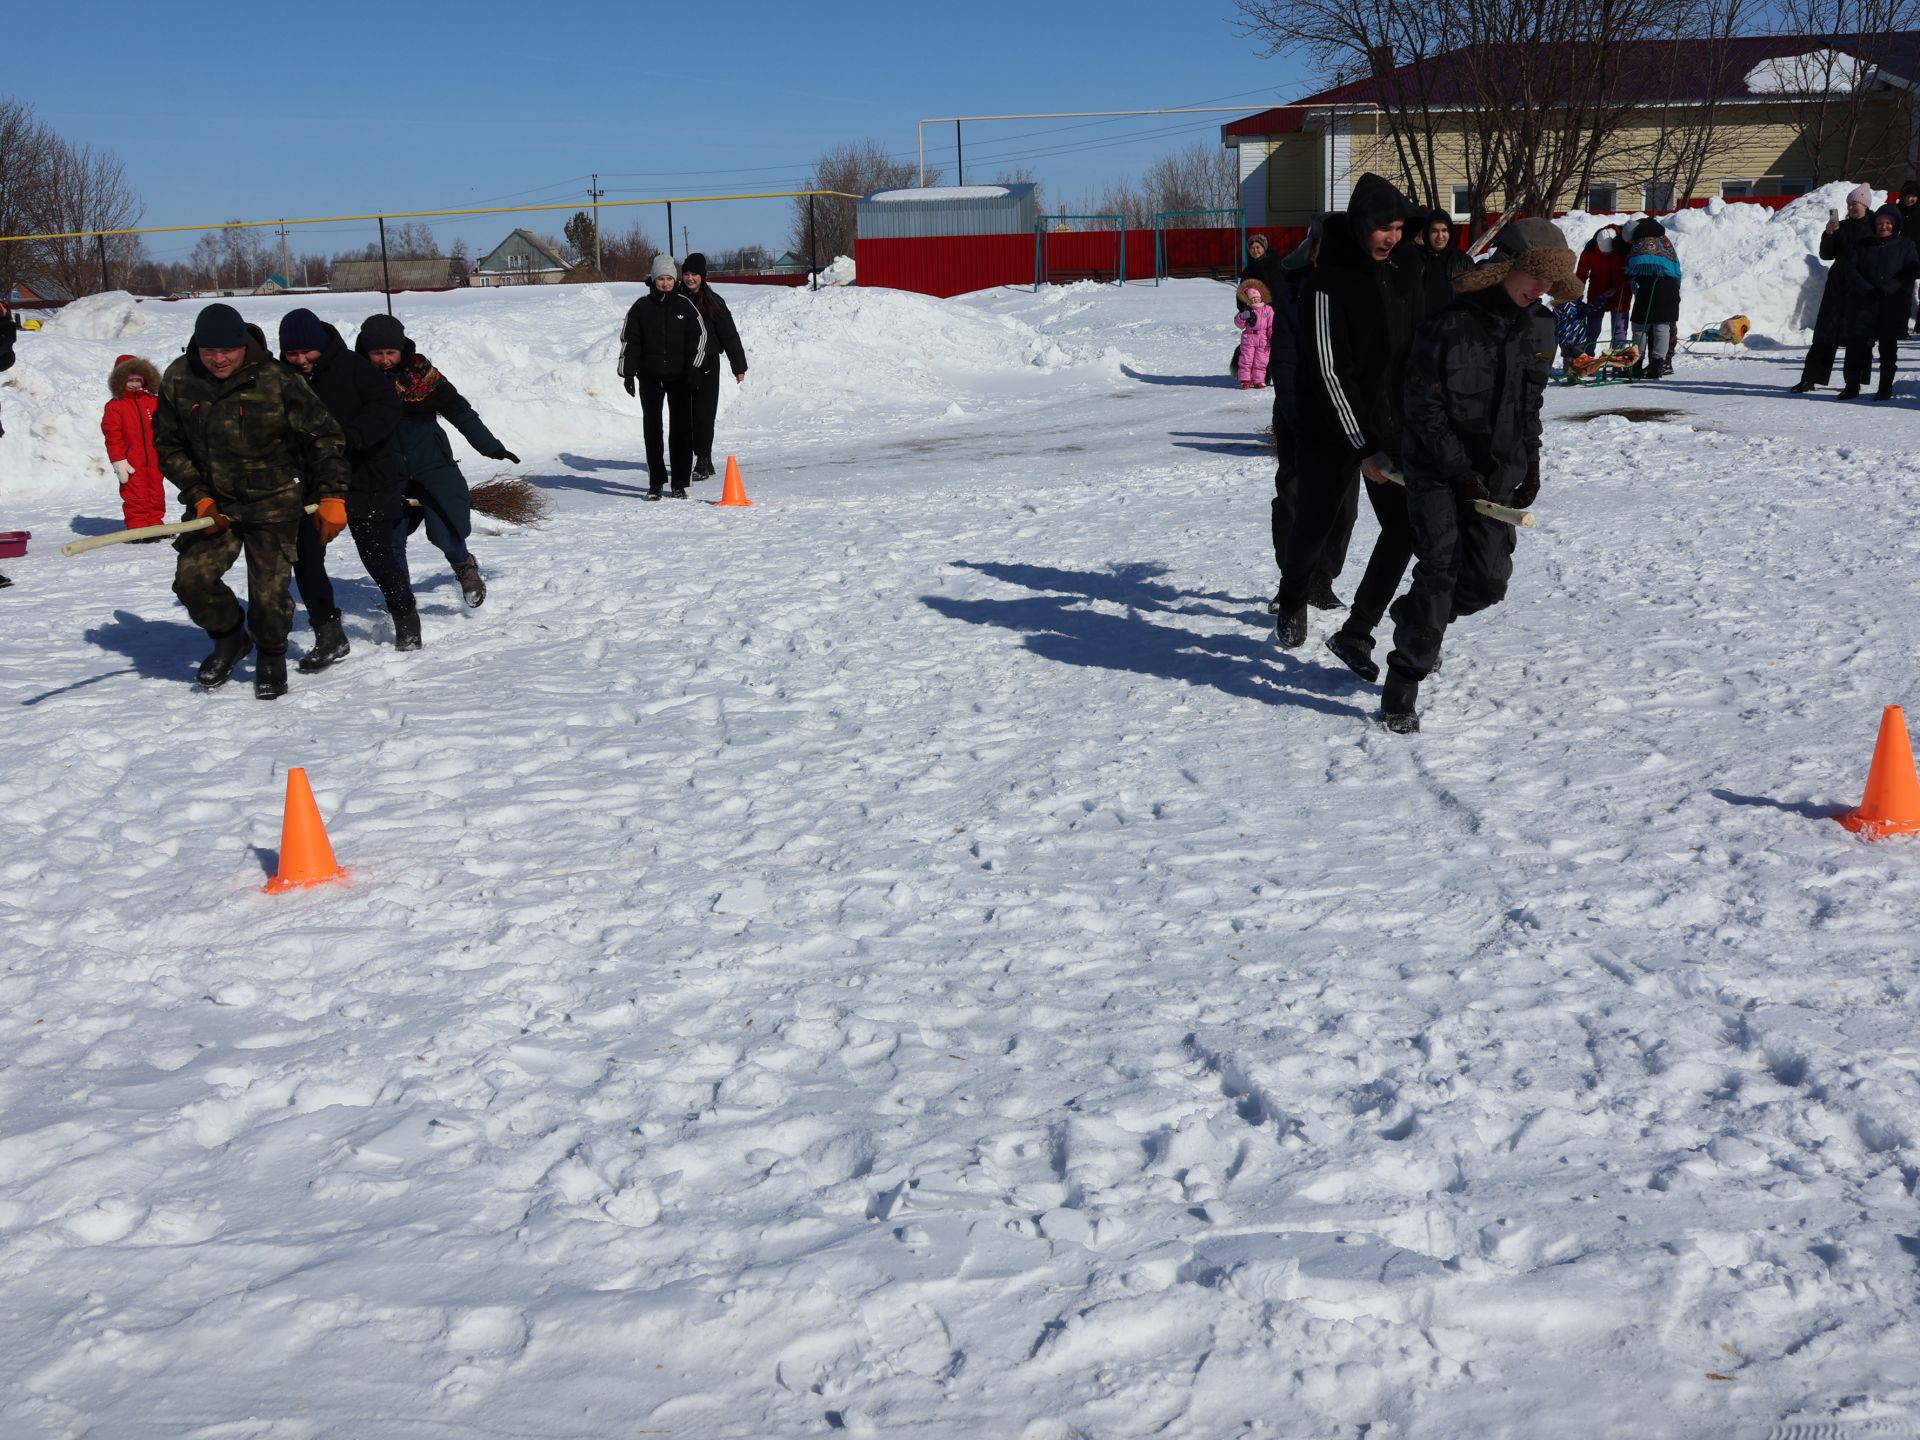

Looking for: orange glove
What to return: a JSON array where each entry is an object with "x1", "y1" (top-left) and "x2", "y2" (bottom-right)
[
  {"x1": 193, "y1": 497, "x2": 231, "y2": 536},
  {"x1": 315, "y1": 497, "x2": 348, "y2": 545}
]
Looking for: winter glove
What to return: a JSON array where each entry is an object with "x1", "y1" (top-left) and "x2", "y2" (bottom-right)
[
  {"x1": 112, "y1": 460, "x2": 134, "y2": 483},
  {"x1": 490, "y1": 448, "x2": 520, "y2": 464},
  {"x1": 622, "y1": 374, "x2": 636, "y2": 397},
  {"x1": 314, "y1": 497, "x2": 349, "y2": 546},
  {"x1": 1513, "y1": 459, "x2": 1541, "y2": 510},
  {"x1": 193, "y1": 497, "x2": 231, "y2": 537},
  {"x1": 1449, "y1": 472, "x2": 1491, "y2": 517}
]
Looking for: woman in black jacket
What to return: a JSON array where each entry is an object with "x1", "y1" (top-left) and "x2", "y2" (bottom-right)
[
  {"x1": 0, "y1": 300, "x2": 14, "y2": 589},
  {"x1": 676, "y1": 253, "x2": 748, "y2": 480},
  {"x1": 619, "y1": 253, "x2": 708, "y2": 498},
  {"x1": 1840, "y1": 204, "x2": 1919, "y2": 400},
  {"x1": 1794, "y1": 187, "x2": 1875, "y2": 392}
]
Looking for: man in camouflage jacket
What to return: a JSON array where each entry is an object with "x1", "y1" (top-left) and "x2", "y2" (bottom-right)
[{"x1": 154, "y1": 303, "x2": 350, "y2": 696}]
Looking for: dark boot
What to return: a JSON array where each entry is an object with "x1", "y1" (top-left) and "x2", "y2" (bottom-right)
[
  {"x1": 1273, "y1": 606, "x2": 1308, "y2": 648},
  {"x1": 1380, "y1": 671, "x2": 1421, "y2": 734},
  {"x1": 667, "y1": 486, "x2": 690, "y2": 499},
  {"x1": 253, "y1": 652, "x2": 288, "y2": 700},
  {"x1": 393, "y1": 608, "x2": 422, "y2": 651},
  {"x1": 693, "y1": 456, "x2": 716, "y2": 479},
  {"x1": 0, "y1": 571, "x2": 12, "y2": 589},
  {"x1": 1839, "y1": 384, "x2": 1862, "y2": 399},
  {"x1": 644, "y1": 488, "x2": 663, "y2": 502},
  {"x1": 297, "y1": 612, "x2": 351, "y2": 673},
  {"x1": 1790, "y1": 379, "x2": 1817, "y2": 393},
  {"x1": 1266, "y1": 584, "x2": 1285, "y2": 617},
  {"x1": 1876, "y1": 379, "x2": 1895, "y2": 400},
  {"x1": 1306, "y1": 577, "x2": 1345, "y2": 610},
  {"x1": 1325, "y1": 630, "x2": 1379, "y2": 683},
  {"x1": 454, "y1": 558, "x2": 486, "y2": 608},
  {"x1": 196, "y1": 627, "x2": 251, "y2": 688}
]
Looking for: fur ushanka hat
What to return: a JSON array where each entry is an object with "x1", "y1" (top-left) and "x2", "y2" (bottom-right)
[{"x1": 1459, "y1": 218, "x2": 1579, "y2": 301}]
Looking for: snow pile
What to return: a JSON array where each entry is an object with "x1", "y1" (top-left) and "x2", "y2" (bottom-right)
[
  {"x1": 816, "y1": 254, "x2": 856, "y2": 286},
  {"x1": 1745, "y1": 48, "x2": 1872, "y2": 94},
  {"x1": 1, "y1": 281, "x2": 1117, "y2": 507},
  {"x1": 868, "y1": 186, "x2": 1014, "y2": 202},
  {"x1": 1552, "y1": 182, "x2": 1878, "y2": 340}
]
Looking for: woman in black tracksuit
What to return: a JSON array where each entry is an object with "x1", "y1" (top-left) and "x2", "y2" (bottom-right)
[{"x1": 676, "y1": 253, "x2": 748, "y2": 480}]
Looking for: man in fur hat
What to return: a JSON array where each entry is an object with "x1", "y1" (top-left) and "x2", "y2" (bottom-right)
[{"x1": 1375, "y1": 218, "x2": 1573, "y2": 733}]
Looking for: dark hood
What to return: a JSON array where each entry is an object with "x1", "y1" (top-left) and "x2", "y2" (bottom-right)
[{"x1": 1346, "y1": 173, "x2": 1417, "y2": 241}]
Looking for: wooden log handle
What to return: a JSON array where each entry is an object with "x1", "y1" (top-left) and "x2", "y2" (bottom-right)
[
  {"x1": 62, "y1": 499, "x2": 425, "y2": 557},
  {"x1": 1376, "y1": 465, "x2": 1536, "y2": 529}
]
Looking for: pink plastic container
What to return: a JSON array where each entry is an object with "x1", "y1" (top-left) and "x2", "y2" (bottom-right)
[{"x1": 0, "y1": 531, "x2": 28, "y2": 560}]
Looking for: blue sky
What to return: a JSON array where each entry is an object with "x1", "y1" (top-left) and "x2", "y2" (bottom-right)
[{"x1": 7, "y1": 1, "x2": 1317, "y2": 267}]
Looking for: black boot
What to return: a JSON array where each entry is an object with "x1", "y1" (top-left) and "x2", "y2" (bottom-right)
[
  {"x1": 1839, "y1": 384, "x2": 1862, "y2": 399},
  {"x1": 297, "y1": 612, "x2": 351, "y2": 673},
  {"x1": 196, "y1": 627, "x2": 251, "y2": 688},
  {"x1": 1325, "y1": 630, "x2": 1379, "y2": 683},
  {"x1": 1306, "y1": 577, "x2": 1345, "y2": 610},
  {"x1": 253, "y1": 652, "x2": 288, "y2": 700},
  {"x1": 1876, "y1": 380, "x2": 1895, "y2": 401},
  {"x1": 667, "y1": 486, "x2": 690, "y2": 499},
  {"x1": 454, "y1": 558, "x2": 486, "y2": 608},
  {"x1": 1266, "y1": 584, "x2": 1284, "y2": 617},
  {"x1": 1273, "y1": 606, "x2": 1308, "y2": 648},
  {"x1": 0, "y1": 571, "x2": 11, "y2": 589},
  {"x1": 1790, "y1": 379, "x2": 1817, "y2": 393},
  {"x1": 694, "y1": 456, "x2": 715, "y2": 480},
  {"x1": 1380, "y1": 671, "x2": 1421, "y2": 734},
  {"x1": 393, "y1": 608, "x2": 422, "y2": 651}
]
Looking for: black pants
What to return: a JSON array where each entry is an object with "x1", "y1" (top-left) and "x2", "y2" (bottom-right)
[
  {"x1": 1277, "y1": 447, "x2": 1364, "y2": 615},
  {"x1": 292, "y1": 510, "x2": 416, "y2": 626},
  {"x1": 690, "y1": 365, "x2": 722, "y2": 466},
  {"x1": 1335, "y1": 477, "x2": 1414, "y2": 648},
  {"x1": 1270, "y1": 397, "x2": 1358, "y2": 586},
  {"x1": 1844, "y1": 337, "x2": 1898, "y2": 392},
  {"x1": 640, "y1": 376, "x2": 693, "y2": 491},
  {"x1": 1800, "y1": 336, "x2": 1840, "y2": 388},
  {"x1": 1386, "y1": 483, "x2": 1516, "y2": 679}
]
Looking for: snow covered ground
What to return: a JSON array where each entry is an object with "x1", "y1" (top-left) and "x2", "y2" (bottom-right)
[{"x1": 3, "y1": 270, "x2": 1919, "y2": 1439}]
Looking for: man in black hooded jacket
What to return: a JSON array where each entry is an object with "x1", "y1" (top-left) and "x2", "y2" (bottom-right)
[{"x1": 1273, "y1": 173, "x2": 1423, "y2": 664}]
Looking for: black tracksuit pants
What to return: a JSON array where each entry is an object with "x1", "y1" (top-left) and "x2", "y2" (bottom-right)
[
  {"x1": 293, "y1": 510, "x2": 416, "y2": 626},
  {"x1": 1277, "y1": 445, "x2": 1364, "y2": 616},
  {"x1": 690, "y1": 364, "x2": 722, "y2": 466},
  {"x1": 1386, "y1": 484, "x2": 1516, "y2": 679},
  {"x1": 1799, "y1": 337, "x2": 1840, "y2": 388},
  {"x1": 640, "y1": 376, "x2": 693, "y2": 491},
  {"x1": 1335, "y1": 478, "x2": 1414, "y2": 648},
  {"x1": 1270, "y1": 393, "x2": 1357, "y2": 587}
]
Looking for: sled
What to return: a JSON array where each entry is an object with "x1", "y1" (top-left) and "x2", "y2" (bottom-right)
[
  {"x1": 1682, "y1": 314, "x2": 1749, "y2": 354},
  {"x1": 1566, "y1": 345, "x2": 1640, "y2": 385}
]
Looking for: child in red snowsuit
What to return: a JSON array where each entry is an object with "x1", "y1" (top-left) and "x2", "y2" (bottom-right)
[
  {"x1": 102, "y1": 354, "x2": 165, "y2": 529},
  {"x1": 1234, "y1": 279, "x2": 1274, "y2": 389}
]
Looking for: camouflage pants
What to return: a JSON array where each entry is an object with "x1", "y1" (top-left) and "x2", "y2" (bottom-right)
[{"x1": 172, "y1": 519, "x2": 301, "y2": 656}]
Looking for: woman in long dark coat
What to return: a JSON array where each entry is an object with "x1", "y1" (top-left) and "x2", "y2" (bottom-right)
[
  {"x1": 1840, "y1": 204, "x2": 1920, "y2": 400},
  {"x1": 1794, "y1": 186, "x2": 1875, "y2": 392}
]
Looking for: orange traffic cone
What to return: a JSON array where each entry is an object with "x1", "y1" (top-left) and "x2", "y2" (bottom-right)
[
  {"x1": 264, "y1": 767, "x2": 349, "y2": 892},
  {"x1": 1838, "y1": 706, "x2": 1920, "y2": 839},
  {"x1": 716, "y1": 455, "x2": 751, "y2": 508}
]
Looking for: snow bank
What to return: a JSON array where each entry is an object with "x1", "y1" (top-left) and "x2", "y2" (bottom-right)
[
  {"x1": 1552, "y1": 182, "x2": 1879, "y2": 340},
  {"x1": 0, "y1": 280, "x2": 1116, "y2": 506}
]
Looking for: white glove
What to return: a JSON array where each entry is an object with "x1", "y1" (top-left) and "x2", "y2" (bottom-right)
[{"x1": 112, "y1": 460, "x2": 133, "y2": 483}]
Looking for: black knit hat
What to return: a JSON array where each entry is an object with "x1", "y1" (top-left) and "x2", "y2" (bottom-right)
[
  {"x1": 192, "y1": 302, "x2": 247, "y2": 349},
  {"x1": 682, "y1": 252, "x2": 708, "y2": 276},
  {"x1": 278, "y1": 307, "x2": 326, "y2": 353},
  {"x1": 357, "y1": 313, "x2": 408, "y2": 352}
]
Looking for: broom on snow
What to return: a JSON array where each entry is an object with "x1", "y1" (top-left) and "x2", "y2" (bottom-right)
[{"x1": 62, "y1": 479, "x2": 551, "y2": 557}]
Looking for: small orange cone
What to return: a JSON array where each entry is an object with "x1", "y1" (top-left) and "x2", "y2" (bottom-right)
[
  {"x1": 1838, "y1": 706, "x2": 1920, "y2": 839},
  {"x1": 264, "y1": 767, "x2": 349, "y2": 892},
  {"x1": 716, "y1": 455, "x2": 752, "y2": 508}
]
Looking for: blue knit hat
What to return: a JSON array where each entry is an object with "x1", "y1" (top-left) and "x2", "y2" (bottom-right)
[
  {"x1": 278, "y1": 308, "x2": 326, "y2": 353},
  {"x1": 191, "y1": 302, "x2": 247, "y2": 349}
]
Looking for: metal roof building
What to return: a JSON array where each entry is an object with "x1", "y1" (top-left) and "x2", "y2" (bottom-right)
[{"x1": 856, "y1": 184, "x2": 1039, "y2": 241}]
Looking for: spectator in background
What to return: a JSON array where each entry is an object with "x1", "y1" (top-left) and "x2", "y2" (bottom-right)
[
  {"x1": 1840, "y1": 203, "x2": 1919, "y2": 400},
  {"x1": 101, "y1": 355, "x2": 166, "y2": 533},
  {"x1": 1576, "y1": 225, "x2": 1630, "y2": 353},
  {"x1": 619, "y1": 253, "x2": 708, "y2": 499},
  {"x1": 1625, "y1": 217, "x2": 1683, "y2": 379},
  {"x1": 1793, "y1": 185, "x2": 1874, "y2": 392},
  {"x1": 676, "y1": 253, "x2": 748, "y2": 480},
  {"x1": 1899, "y1": 181, "x2": 1920, "y2": 333},
  {"x1": 1410, "y1": 211, "x2": 1470, "y2": 315},
  {"x1": 0, "y1": 300, "x2": 15, "y2": 589}
]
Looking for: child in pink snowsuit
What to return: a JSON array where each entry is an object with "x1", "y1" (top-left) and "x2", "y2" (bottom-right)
[
  {"x1": 1234, "y1": 279, "x2": 1274, "y2": 389},
  {"x1": 102, "y1": 354, "x2": 165, "y2": 529}
]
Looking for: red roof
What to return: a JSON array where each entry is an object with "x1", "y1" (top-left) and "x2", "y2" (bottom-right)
[
  {"x1": 1221, "y1": 106, "x2": 1310, "y2": 138},
  {"x1": 1242, "y1": 32, "x2": 1920, "y2": 117}
]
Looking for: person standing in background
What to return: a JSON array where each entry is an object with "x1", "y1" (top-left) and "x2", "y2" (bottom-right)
[{"x1": 676, "y1": 253, "x2": 748, "y2": 480}]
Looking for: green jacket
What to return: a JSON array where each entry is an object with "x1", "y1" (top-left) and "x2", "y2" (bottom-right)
[{"x1": 153, "y1": 332, "x2": 349, "y2": 518}]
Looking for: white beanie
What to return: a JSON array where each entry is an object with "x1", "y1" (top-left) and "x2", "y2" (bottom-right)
[
  {"x1": 650, "y1": 252, "x2": 679, "y2": 281},
  {"x1": 1849, "y1": 183, "x2": 1874, "y2": 208}
]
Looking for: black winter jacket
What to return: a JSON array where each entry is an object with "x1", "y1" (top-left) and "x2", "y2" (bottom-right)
[
  {"x1": 1402, "y1": 285, "x2": 1546, "y2": 505},
  {"x1": 685, "y1": 284, "x2": 748, "y2": 376},
  {"x1": 287, "y1": 324, "x2": 405, "y2": 519},
  {"x1": 0, "y1": 302, "x2": 14, "y2": 439},
  {"x1": 619, "y1": 289, "x2": 707, "y2": 381},
  {"x1": 1813, "y1": 215, "x2": 1873, "y2": 343},
  {"x1": 1293, "y1": 174, "x2": 1423, "y2": 466},
  {"x1": 1843, "y1": 230, "x2": 1920, "y2": 341}
]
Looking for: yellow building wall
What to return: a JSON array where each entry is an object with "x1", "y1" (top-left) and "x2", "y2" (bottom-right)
[{"x1": 1263, "y1": 133, "x2": 1324, "y2": 222}]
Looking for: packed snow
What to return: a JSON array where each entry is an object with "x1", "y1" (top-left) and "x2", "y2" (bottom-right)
[{"x1": 3, "y1": 210, "x2": 1920, "y2": 1438}]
